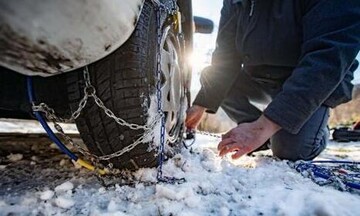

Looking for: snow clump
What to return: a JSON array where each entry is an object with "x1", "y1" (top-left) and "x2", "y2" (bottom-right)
[
  {"x1": 40, "y1": 190, "x2": 54, "y2": 200},
  {"x1": 54, "y1": 181, "x2": 74, "y2": 193},
  {"x1": 7, "y1": 153, "x2": 23, "y2": 162},
  {"x1": 55, "y1": 196, "x2": 75, "y2": 209}
]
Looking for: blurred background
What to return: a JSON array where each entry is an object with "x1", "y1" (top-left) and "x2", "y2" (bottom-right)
[{"x1": 191, "y1": 0, "x2": 360, "y2": 133}]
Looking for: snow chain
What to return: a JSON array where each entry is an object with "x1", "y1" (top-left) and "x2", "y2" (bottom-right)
[
  {"x1": 293, "y1": 161, "x2": 360, "y2": 192},
  {"x1": 30, "y1": 0, "x2": 185, "y2": 185},
  {"x1": 33, "y1": 67, "x2": 161, "y2": 164},
  {"x1": 154, "y1": 0, "x2": 186, "y2": 184}
]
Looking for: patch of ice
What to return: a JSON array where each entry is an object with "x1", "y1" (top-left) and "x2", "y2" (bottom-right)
[{"x1": 7, "y1": 153, "x2": 23, "y2": 162}]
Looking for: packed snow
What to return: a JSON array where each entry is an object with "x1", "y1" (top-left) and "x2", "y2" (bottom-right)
[{"x1": 0, "y1": 120, "x2": 359, "y2": 216}]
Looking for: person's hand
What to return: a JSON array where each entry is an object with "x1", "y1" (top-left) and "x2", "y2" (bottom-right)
[
  {"x1": 185, "y1": 105, "x2": 206, "y2": 129},
  {"x1": 218, "y1": 115, "x2": 281, "y2": 159}
]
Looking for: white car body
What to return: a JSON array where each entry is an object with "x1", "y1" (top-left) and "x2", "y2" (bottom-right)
[{"x1": 0, "y1": 0, "x2": 144, "y2": 76}]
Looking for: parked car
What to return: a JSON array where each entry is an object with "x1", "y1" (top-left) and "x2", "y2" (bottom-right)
[{"x1": 0, "y1": 0, "x2": 213, "y2": 170}]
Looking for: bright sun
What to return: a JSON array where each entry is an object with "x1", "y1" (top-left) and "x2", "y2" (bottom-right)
[{"x1": 187, "y1": 52, "x2": 208, "y2": 72}]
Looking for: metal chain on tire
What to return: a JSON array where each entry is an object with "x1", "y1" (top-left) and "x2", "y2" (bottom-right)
[
  {"x1": 195, "y1": 130, "x2": 222, "y2": 139},
  {"x1": 33, "y1": 67, "x2": 161, "y2": 132},
  {"x1": 30, "y1": 0, "x2": 184, "y2": 184},
  {"x1": 152, "y1": 0, "x2": 186, "y2": 184},
  {"x1": 33, "y1": 67, "x2": 162, "y2": 163},
  {"x1": 33, "y1": 69, "x2": 161, "y2": 131}
]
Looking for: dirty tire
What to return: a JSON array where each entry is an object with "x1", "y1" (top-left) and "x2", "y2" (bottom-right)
[{"x1": 66, "y1": 2, "x2": 168, "y2": 170}]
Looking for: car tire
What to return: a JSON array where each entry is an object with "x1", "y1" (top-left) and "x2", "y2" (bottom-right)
[{"x1": 66, "y1": 1, "x2": 187, "y2": 170}]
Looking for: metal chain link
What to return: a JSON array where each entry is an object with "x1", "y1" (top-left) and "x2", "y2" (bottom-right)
[
  {"x1": 33, "y1": 66, "x2": 163, "y2": 165},
  {"x1": 84, "y1": 67, "x2": 159, "y2": 131},
  {"x1": 152, "y1": 1, "x2": 219, "y2": 183},
  {"x1": 152, "y1": 0, "x2": 177, "y2": 14},
  {"x1": 30, "y1": 0, "x2": 181, "y2": 181},
  {"x1": 153, "y1": 0, "x2": 184, "y2": 184},
  {"x1": 155, "y1": 4, "x2": 166, "y2": 181},
  {"x1": 34, "y1": 67, "x2": 160, "y2": 131},
  {"x1": 195, "y1": 130, "x2": 222, "y2": 139}
]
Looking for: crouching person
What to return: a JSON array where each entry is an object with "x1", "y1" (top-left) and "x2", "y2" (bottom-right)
[{"x1": 186, "y1": 0, "x2": 360, "y2": 160}]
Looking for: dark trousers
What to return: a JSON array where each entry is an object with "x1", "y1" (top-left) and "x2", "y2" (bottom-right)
[{"x1": 220, "y1": 70, "x2": 329, "y2": 161}]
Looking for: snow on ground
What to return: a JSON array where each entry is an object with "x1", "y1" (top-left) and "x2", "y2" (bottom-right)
[
  {"x1": 0, "y1": 119, "x2": 78, "y2": 134},
  {"x1": 0, "y1": 120, "x2": 360, "y2": 215}
]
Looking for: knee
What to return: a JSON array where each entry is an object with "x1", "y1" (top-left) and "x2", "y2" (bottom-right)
[
  {"x1": 270, "y1": 130, "x2": 328, "y2": 161},
  {"x1": 270, "y1": 139, "x2": 304, "y2": 161},
  {"x1": 271, "y1": 106, "x2": 329, "y2": 161}
]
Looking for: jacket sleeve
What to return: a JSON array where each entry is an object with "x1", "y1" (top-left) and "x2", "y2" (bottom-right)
[
  {"x1": 264, "y1": 0, "x2": 360, "y2": 134},
  {"x1": 193, "y1": 0, "x2": 241, "y2": 113}
]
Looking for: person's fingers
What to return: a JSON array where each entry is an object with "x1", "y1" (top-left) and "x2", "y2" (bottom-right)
[
  {"x1": 185, "y1": 114, "x2": 195, "y2": 124},
  {"x1": 231, "y1": 149, "x2": 247, "y2": 160},
  {"x1": 186, "y1": 121, "x2": 197, "y2": 129},
  {"x1": 219, "y1": 143, "x2": 240, "y2": 157},
  {"x1": 217, "y1": 138, "x2": 235, "y2": 151},
  {"x1": 185, "y1": 120, "x2": 195, "y2": 129},
  {"x1": 185, "y1": 108, "x2": 202, "y2": 128},
  {"x1": 185, "y1": 114, "x2": 201, "y2": 129}
]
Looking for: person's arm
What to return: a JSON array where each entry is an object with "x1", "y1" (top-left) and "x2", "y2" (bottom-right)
[
  {"x1": 264, "y1": 0, "x2": 360, "y2": 134},
  {"x1": 193, "y1": 0, "x2": 241, "y2": 113}
]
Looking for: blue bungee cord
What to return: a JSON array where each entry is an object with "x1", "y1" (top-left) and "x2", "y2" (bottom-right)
[
  {"x1": 26, "y1": 77, "x2": 77, "y2": 161},
  {"x1": 26, "y1": 76, "x2": 106, "y2": 175},
  {"x1": 311, "y1": 160, "x2": 360, "y2": 165}
]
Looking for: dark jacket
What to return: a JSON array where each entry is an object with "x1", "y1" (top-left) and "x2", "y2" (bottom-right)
[{"x1": 194, "y1": 0, "x2": 360, "y2": 134}]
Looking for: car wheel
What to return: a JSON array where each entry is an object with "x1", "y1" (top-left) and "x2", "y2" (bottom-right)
[{"x1": 66, "y1": 1, "x2": 187, "y2": 170}]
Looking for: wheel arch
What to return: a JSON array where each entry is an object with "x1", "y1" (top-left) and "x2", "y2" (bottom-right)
[{"x1": 0, "y1": 0, "x2": 145, "y2": 77}]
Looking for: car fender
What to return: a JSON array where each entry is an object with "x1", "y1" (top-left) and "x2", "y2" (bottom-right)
[{"x1": 0, "y1": 0, "x2": 144, "y2": 76}]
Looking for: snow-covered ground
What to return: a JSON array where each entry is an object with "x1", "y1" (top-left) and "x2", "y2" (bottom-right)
[{"x1": 0, "y1": 119, "x2": 360, "y2": 216}]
